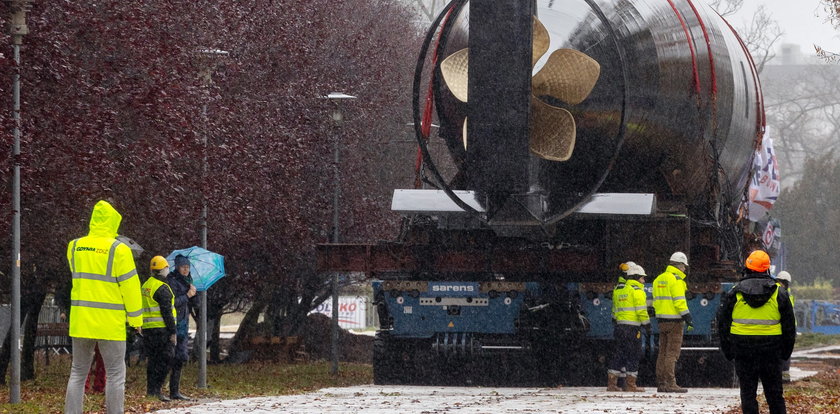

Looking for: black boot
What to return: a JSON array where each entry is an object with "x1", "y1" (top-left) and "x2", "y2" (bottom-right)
[
  {"x1": 147, "y1": 390, "x2": 171, "y2": 402},
  {"x1": 169, "y1": 366, "x2": 192, "y2": 400}
]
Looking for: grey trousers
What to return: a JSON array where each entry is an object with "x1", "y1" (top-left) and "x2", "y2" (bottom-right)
[{"x1": 65, "y1": 337, "x2": 127, "y2": 414}]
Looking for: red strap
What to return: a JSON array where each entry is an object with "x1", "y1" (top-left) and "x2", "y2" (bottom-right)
[
  {"x1": 415, "y1": 6, "x2": 456, "y2": 188},
  {"x1": 685, "y1": 0, "x2": 717, "y2": 96},
  {"x1": 665, "y1": 0, "x2": 701, "y2": 94}
]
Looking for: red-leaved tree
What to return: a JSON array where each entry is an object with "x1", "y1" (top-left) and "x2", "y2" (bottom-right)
[{"x1": 0, "y1": 0, "x2": 422, "y2": 376}]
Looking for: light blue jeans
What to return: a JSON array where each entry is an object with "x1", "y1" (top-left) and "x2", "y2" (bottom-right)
[{"x1": 64, "y1": 337, "x2": 126, "y2": 414}]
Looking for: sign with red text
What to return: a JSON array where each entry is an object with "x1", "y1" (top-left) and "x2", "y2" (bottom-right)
[{"x1": 310, "y1": 296, "x2": 368, "y2": 329}]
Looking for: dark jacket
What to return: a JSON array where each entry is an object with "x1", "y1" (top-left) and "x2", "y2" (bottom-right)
[
  {"x1": 152, "y1": 278, "x2": 177, "y2": 335},
  {"x1": 166, "y1": 270, "x2": 197, "y2": 336},
  {"x1": 717, "y1": 270, "x2": 796, "y2": 361}
]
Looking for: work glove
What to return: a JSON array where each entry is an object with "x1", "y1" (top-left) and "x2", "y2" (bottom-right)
[
  {"x1": 643, "y1": 324, "x2": 652, "y2": 337},
  {"x1": 682, "y1": 314, "x2": 694, "y2": 331}
]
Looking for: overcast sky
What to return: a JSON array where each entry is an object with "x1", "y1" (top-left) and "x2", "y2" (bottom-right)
[{"x1": 728, "y1": 0, "x2": 840, "y2": 54}]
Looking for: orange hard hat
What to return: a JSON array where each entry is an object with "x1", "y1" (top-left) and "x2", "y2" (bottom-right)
[{"x1": 745, "y1": 250, "x2": 771, "y2": 272}]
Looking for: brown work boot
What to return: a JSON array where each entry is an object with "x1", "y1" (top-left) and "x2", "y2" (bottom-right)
[
  {"x1": 623, "y1": 376, "x2": 645, "y2": 392},
  {"x1": 607, "y1": 373, "x2": 622, "y2": 392},
  {"x1": 659, "y1": 384, "x2": 688, "y2": 393}
]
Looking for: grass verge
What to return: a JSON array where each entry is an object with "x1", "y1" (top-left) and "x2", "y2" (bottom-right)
[
  {"x1": 795, "y1": 333, "x2": 840, "y2": 350},
  {"x1": 0, "y1": 356, "x2": 372, "y2": 413}
]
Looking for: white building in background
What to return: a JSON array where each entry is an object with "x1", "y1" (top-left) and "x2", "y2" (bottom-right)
[{"x1": 772, "y1": 43, "x2": 824, "y2": 66}]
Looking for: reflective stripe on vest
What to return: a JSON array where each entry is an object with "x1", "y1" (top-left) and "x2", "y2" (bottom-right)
[
  {"x1": 731, "y1": 288, "x2": 782, "y2": 335},
  {"x1": 653, "y1": 266, "x2": 689, "y2": 319},
  {"x1": 613, "y1": 280, "x2": 650, "y2": 326},
  {"x1": 141, "y1": 277, "x2": 176, "y2": 329},
  {"x1": 68, "y1": 236, "x2": 142, "y2": 340}
]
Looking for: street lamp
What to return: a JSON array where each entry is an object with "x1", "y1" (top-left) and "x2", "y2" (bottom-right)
[
  {"x1": 196, "y1": 47, "x2": 228, "y2": 389},
  {"x1": 6, "y1": 0, "x2": 30, "y2": 404},
  {"x1": 321, "y1": 92, "x2": 356, "y2": 376}
]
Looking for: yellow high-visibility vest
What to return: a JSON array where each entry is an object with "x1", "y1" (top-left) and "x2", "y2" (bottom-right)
[
  {"x1": 612, "y1": 279, "x2": 650, "y2": 326},
  {"x1": 66, "y1": 201, "x2": 143, "y2": 340},
  {"x1": 653, "y1": 265, "x2": 690, "y2": 320},
  {"x1": 731, "y1": 288, "x2": 782, "y2": 336},
  {"x1": 142, "y1": 277, "x2": 176, "y2": 329}
]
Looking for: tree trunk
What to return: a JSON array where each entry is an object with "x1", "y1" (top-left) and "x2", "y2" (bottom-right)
[
  {"x1": 21, "y1": 291, "x2": 47, "y2": 380},
  {"x1": 225, "y1": 300, "x2": 267, "y2": 358},
  {"x1": 207, "y1": 301, "x2": 224, "y2": 363},
  {"x1": 0, "y1": 289, "x2": 47, "y2": 383},
  {"x1": 0, "y1": 330, "x2": 11, "y2": 385}
]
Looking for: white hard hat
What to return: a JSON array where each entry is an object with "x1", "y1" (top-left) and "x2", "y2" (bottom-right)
[
  {"x1": 627, "y1": 264, "x2": 647, "y2": 277},
  {"x1": 669, "y1": 252, "x2": 689, "y2": 266},
  {"x1": 776, "y1": 271, "x2": 792, "y2": 282},
  {"x1": 619, "y1": 261, "x2": 636, "y2": 273}
]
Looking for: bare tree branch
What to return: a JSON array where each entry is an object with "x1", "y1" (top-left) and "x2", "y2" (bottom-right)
[
  {"x1": 708, "y1": 0, "x2": 744, "y2": 17},
  {"x1": 740, "y1": 5, "x2": 783, "y2": 73},
  {"x1": 816, "y1": 0, "x2": 840, "y2": 60}
]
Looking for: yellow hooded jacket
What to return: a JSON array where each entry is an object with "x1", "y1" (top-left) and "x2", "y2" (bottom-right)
[
  {"x1": 66, "y1": 201, "x2": 143, "y2": 340},
  {"x1": 653, "y1": 265, "x2": 690, "y2": 320}
]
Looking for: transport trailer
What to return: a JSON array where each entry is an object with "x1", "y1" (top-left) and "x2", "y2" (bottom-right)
[{"x1": 317, "y1": 0, "x2": 767, "y2": 387}]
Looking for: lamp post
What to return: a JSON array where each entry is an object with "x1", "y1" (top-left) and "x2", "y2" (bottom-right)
[
  {"x1": 321, "y1": 92, "x2": 356, "y2": 376},
  {"x1": 196, "y1": 47, "x2": 228, "y2": 389},
  {"x1": 6, "y1": 0, "x2": 29, "y2": 404}
]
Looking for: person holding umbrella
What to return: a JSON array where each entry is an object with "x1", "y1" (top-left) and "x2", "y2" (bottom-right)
[{"x1": 166, "y1": 255, "x2": 197, "y2": 400}]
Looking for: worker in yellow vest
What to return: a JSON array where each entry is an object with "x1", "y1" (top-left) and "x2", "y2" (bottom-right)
[
  {"x1": 775, "y1": 270, "x2": 795, "y2": 383},
  {"x1": 64, "y1": 201, "x2": 143, "y2": 414},
  {"x1": 142, "y1": 256, "x2": 178, "y2": 401},
  {"x1": 652, "y1": 251, "x2": 691, "y2": 393},
  {"x1": 717, "y1": 250, "x2": 796, "y2": 414},
  {"x1": 608, "y1": 262, "x2": 651, "y2": 392}
]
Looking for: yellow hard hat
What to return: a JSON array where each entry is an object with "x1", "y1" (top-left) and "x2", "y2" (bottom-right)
[{"x1": 150, "y1": 255, "x2": 170, "y2": 271}]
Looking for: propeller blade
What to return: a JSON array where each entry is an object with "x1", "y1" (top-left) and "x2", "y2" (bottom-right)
[
  {"x1": 532, "y1": 49, "x2": 600, "y2": 105},
  {"x1": 532, "y1": 17, "x2": 550, "y2": 67},
  {"x1": 440, "y1": 48, "x2": 470, "y2": 102},
  {"x1": 530, "y1": 95, "x2": 576, "y2": 161}
]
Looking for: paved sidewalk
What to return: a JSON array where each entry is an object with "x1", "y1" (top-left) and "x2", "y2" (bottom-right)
[
  {"x1": 152, "y1": 385, "x2": 742, "y2": 414},
  {"x1": 150, "y1": 346, "x2": 835, "y2": 413}
]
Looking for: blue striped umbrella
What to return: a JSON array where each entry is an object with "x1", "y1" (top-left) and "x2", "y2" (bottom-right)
[{"x1": 166, "y1": 246, "x2": 226, "y2": 292}]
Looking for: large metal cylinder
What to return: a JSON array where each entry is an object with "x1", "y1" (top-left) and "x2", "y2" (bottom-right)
[{"x1": 433, "y1": 0, "x2": 762, "y2": 220}]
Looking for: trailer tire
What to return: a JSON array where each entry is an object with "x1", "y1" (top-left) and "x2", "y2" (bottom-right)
[{"x1": 373, "y1": 331, "x2": 399, "y2": 385}]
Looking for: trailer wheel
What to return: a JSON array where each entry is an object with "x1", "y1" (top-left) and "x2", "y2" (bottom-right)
[{"x1": 373, "y1": 331, "x2": 400, "y2": 385}]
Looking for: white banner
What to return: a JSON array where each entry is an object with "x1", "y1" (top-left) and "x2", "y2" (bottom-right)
[
  {"x1": 746, "y1": 128, "x2": 781, "y2": 221},
  {"x1": 310, "y1": 296, "x2": 368, "y2": 329}
]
